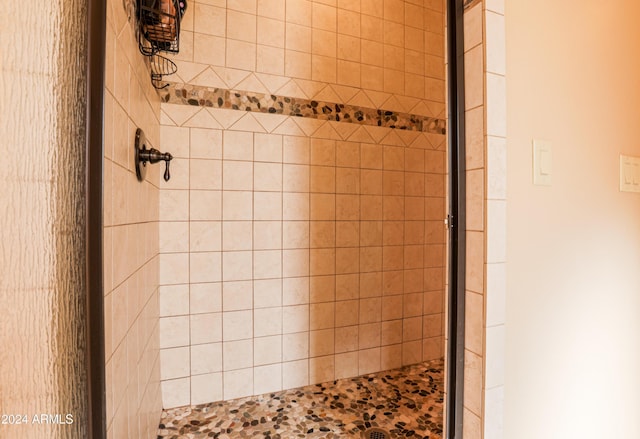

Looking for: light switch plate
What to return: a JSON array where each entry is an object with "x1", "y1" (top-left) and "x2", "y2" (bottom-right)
[
  {"x1": 620, "y1": 155, "x2": 640, "y2": 193},
  {"x1": 533, "y1": 139, "x2": 552, "y2": 186}
]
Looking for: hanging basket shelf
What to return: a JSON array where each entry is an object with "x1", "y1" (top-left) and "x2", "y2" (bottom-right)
[{"x1": 136, "y1": 0, "x2": 186, "y2": 88}]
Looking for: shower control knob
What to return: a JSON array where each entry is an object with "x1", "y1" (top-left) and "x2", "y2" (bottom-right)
[
  {"x1": 163, "y1": 158, "x2": 171, "y2": 182},
  {"x1": 134, "y1": 128, "x2": 174, "y2": 182}
]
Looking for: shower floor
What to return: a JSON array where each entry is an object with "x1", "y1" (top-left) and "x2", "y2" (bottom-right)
[{"x1": 156, "y1": 358, "x2": 444, "y2": 439}]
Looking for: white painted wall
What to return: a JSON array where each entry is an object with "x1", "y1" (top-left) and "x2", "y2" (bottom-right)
[{"x1": 505, "y1": 2, "x2": 640, "y2": 438}]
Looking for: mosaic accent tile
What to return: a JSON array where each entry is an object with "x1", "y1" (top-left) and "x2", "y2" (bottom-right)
[
  {"x1": 157, "y1": 358, "x2": 444, "y2": 439},
  {"x1": 159, "y1": 83, "x2": 447, "y2": 135}
]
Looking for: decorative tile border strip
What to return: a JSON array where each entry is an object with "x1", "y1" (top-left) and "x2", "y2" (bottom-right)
[{"x1": 159, "y1": 82, "x2": 447, "y2": 135}]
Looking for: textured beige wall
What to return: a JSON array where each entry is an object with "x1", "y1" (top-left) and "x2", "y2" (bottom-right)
[
  {"x1": 103, "y1": 0, "x2": 163, "y2": 437},
  {"x1": 506, "y1": 2, "x2": 640, "y2": 438},
  {"x1": 0, "y1": 1, "x2": 89, "y2": 437}
]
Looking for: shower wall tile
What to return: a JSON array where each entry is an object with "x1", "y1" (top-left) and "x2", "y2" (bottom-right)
[
  {"x1": 157, "y1": 0, "x2": 447, "y2": 410},
  {"x1": 458, "y1": 1, "x2": 507, "y2": 437},
  {"x1": 482, "y1": 2, "x2": 507, "y2": 433},
  {"x1": 191, "y1": 373, "x2": 224, "y2": 405},
  {"x1": 191, "y1": 343, "x2": 223, "y2": 374},
  {"x1": 160, "y1": 347, "x2": 190, "y2": 380},
  {"x1": 485, "y1": 11, "x2": 506, "y2": 75},
  {"x1": 335, "y1": 351, "x2": 358, "y2": 379},
  {"x1": 282, "y1": 359, "x2": 309, "y2": 389},
  {"x1": 159, "y1": 285, "x2": 190, "y2": 317},
  {"x1": 223, "y1": 368, "x2": 253, "y2": 399},
  {"x1": 464, "y1": 1, "x2": 483, "y2": 50},
  {"x1": 486, "y1": 74, "x2": 506, "y2": 138},
  {"x1": 161, "y1": 376, "x2": 190, "y2": 409},
  {"x1": 255, "y1": 334, "x2": 283, "y2": 365},
  {"x1": 104, "y1": 0, "x2": 162, "y2": 436},
  {"x1": 254, "y1": 363, "x2": 284, "y2": 394}
]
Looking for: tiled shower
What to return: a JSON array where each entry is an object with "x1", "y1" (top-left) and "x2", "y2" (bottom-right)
[{"x1": 104, "y1": 0, "x2": 447, "y2": 437}]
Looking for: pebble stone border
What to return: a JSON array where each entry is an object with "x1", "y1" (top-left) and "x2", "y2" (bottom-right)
[
  {"x1": 157, "y1": 358, "x2": 444, "y2": 439},
  {"x1": 159, "y1": 83, "x2": 447, "y2": 135}
]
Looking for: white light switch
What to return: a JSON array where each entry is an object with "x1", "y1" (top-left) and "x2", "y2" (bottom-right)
[
  {"x1": 620, "y1": 155, "x2": 640, "y2": 193},
  {"x1": 533, "y1": 139, "x2": 552, "y2": 186}
]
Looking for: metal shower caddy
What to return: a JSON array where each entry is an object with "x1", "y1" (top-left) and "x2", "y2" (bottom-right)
[{"x1": 136, "y1": 0, "x2": 184, "y2": 88}]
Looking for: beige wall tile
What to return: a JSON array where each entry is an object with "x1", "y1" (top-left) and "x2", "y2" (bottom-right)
[
  {"x1": 222, "y1": 310, "x2": 252, "y2": 342},
  {"x1": 191, "y1": 372, "x2": 223, "y2": 405},
  {"x1": 190, "y1": 190, "x2": 222, "y2": 221},
  {"x1": 189, "y1": 282, "x2": 222, "y2": 314},
  {"x1": 223, "y1": 368, "x2": 254, "y2": 399},
  {"x1": 335, "y1": 325, "x2": 359, "y2": 353},
  {"x1": 190, "y1": 252, "x2": 222, "y2": 283},
  {"x1": 223, "y1": 221, "x2": 253, "y2": 251},
  {"x1": 285, "y1": 50, "x2": 312, "y2": 78},
  {"x1": 223, "y1": 339, "x2": 254, "y2": 370},
  {"x1": 222, "y1": 280, "x2": 253, "y2": 311},
  {"x1": 283, "y1": 332, "x2": 309, "y2": 361},
  {"x1": 255, "y1": 192, "x2": 284, "y2": 220},
  {"x1": 254, "y1": 250, "x2": 283, "y2": 278},
  {"x1": 465, "y1": 291, "x2": 484, "y2": 356},
  {"x1": 402, "y1": 339, "x2": 422, "y2": 365},
  {"x1": 155, "y1": 0, "x2": 450, "y2": 410},
  {"x1": 194, "y1": 4, "x2": 226, "y2": 37},
  {"x1": 190, "y1": 221, "x2": 222, "y2": 253},
  {"x1": 223, "y1": 191, "x2": 254, "y2": 220},
  {"x1": 309, "y1": 355, "x2": 335, "y2": 383},
  {"x1": 254, "y1": 363, "x2": 283, "y2": 394},
  {"x1": 258, "y1": 0, "x2": 285, "y2": 19},
  {"x1": 358, "y1": 347, "x2": 381, "y2": 374},
  {"x1": 254, "y1": 279, "x2": 283, "y2": 308},
  {"x1": 486, "y1": 73, "x2": 507, "y2": 138},
  {"x1": 161, "y1": 378, "x2": 191, "y2": 408},
  {"x1": 285, "y1": 24, "x2": 312, "y2": 52},
  {"x1": 160, "y1": 284, "x2": 190, "y2": 317},
  {"x1": 464, "y1": 44, "x2": 484, "y2": 111},
  {"x1": 336, "y1": 299, "x2": 360, "y2": 327},
  {"x1": 309, "y1": 328, "x2": 335, "y2": 357},
  {"x1": 286, "y1": 0, "x2": 312, "y2": 26},
  {"x1": 486, "y1": 11, "x2": 505, "y2": 75},
  {"x1": 160, "y1": 316, "x2": 190, "y2": 348},
  {"x1": 463, "y1": 408, "x2": 482, "y2": 439},
  {"x1": 283, "y1": 249, "x2": 310, "y2": 277},
  {"x1": 282, "y1": 302, "x2": 310, "y2": 333},
  {"x1": 257, "y1": 45, "x2": 286, "y2": 75},
  {"x1": 254, "y1": 334, "x2": 283, "y2": 365},
  {"x1": 191, "y1": 343, "x2": 223, "y2": 374},
  {"x1": 282, "y1": 359, "x2": 309, "y2": 389},
  {"x1": 191, "y1": 312, "x2": 223, "y2": 344},
  {"x1": 335, "y1": 351, "x2": 358, "y2": 379},
  {"x1": 310, "y1": 275, "x2": 336, "y2": 303},
  {"x1": 194, "y1": 33, "x2": 226, "y2": 66},
  {"x1": 485, "y1": 324, "x2": 505, "y2": 388},
  {"x1": 465, "y1": 231, "x2": 484, "y2": 295},
  {"x1": 160, "y1": 347, "x2": 190, "y2": 380},
  {"x1": 310, "y1": 302, "x2": 336, "y2": 330},
  {"x1": 358, "y1": 323, "x2": 381, "y2": 349},
  {"x1": 228, "y1": 0, "x2": 257, "y2": 13}
]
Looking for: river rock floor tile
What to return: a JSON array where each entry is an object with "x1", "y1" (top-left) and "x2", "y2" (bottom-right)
[{"x1": 157, "y1": 358, "x2": 444, "y2": 439}]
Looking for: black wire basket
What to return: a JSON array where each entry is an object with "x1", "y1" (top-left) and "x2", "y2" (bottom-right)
[
  {"x1": 137, "y1": 0, "x2": 181, "y2": 56},
  {"x1": 149, "y1": 54, "x2": 178, "y2": 89}
]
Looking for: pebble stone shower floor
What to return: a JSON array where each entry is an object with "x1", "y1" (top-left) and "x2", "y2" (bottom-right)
[{"x1": 156, "y1": 358, "x2": 444, "y2": 439}]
